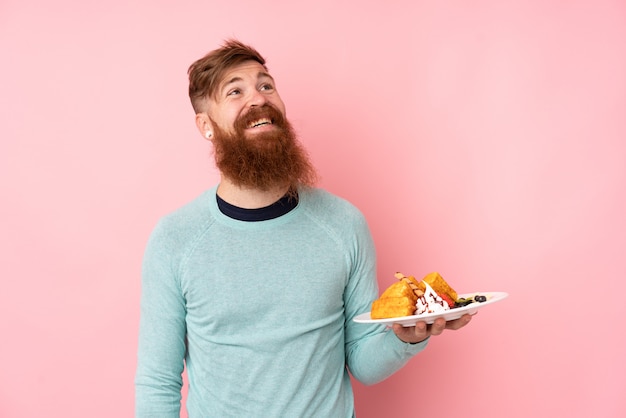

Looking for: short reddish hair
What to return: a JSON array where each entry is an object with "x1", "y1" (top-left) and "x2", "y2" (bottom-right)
[{"x1": 187, "y1": 39, "x2": 267, "y2": 113}]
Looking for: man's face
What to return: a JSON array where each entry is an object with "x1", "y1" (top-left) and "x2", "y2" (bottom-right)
[
  {"x1": 195, "y1": 60, "x2": 316, "y2": 191},
  {"x1": 204, "y1": 60, "x2": 286, "y2": 137}
]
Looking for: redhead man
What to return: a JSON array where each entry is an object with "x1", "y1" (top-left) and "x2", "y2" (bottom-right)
[{"x1": 135, "y1": 39, "x2": 471, "y2": 418}]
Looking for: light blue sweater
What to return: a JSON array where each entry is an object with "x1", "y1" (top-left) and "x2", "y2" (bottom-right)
[{"x1": 135, "y1": 186, "x2": 427, "y2": 417}]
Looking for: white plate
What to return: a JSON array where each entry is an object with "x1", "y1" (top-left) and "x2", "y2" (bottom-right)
[{"x1": 353, "y1": 291, "x2": 509, "y2": 327}]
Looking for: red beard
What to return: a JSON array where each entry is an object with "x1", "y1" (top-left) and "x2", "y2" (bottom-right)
[{"x1": 210, "y1": 104, "x2": 317, "y2": 191}]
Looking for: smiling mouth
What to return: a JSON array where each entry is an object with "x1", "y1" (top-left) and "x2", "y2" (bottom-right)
[{"x1": 248, "y1": 118, "x2": 273, "y2": 128}]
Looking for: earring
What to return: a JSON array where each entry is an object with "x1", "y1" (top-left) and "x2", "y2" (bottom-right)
[{"x1": 205, "y1": 131, "x2": 212, "y2": 139}]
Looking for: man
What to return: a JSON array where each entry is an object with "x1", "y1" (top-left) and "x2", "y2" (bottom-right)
[{"x1": 135, "y1": 39, "x2": 472, "y2": 417}]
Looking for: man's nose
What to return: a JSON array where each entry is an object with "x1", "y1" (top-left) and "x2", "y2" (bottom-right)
[{"x1": 248, "y1": 89, "x2": 267, "y2": 107}]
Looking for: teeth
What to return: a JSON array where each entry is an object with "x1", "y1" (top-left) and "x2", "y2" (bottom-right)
[{"x1": 249, "y1": 118, "x2": 272, "y2": 128}]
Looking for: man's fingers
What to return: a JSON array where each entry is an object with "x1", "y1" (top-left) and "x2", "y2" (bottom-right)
[
  {"x1": 445, "y1": 314, "x2": 473, "y2": 330},
  {"x1": 392, "y1": 313, "x2": 474, "y2": 343},
  {"x1": 430, "y1": 318, "x2": 446, "y2": 336},
  {"x1": 392, "y1": 323, "x2": 428, "y2": 344}
]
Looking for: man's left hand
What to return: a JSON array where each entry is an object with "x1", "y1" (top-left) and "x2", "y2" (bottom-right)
[{"x1": 392, "y1": 313, "x2": 473, "y2": 344}]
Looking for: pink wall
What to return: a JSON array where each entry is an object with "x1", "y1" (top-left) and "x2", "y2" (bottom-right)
[{"x1": 1, "y1": 1, "x2": 625, "y2": 417}]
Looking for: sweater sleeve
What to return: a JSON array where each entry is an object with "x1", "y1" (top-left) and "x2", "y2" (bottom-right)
[
  {"x1": 343, "y1": 213, "x2": 428, "y2": 385},
  {"x1": 135, "y1": 219, "x2": 188, "y2": 417}
]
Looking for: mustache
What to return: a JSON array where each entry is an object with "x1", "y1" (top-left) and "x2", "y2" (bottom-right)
[{"x1": 233, "y1": 104, "x2": 286, "y2": 132}]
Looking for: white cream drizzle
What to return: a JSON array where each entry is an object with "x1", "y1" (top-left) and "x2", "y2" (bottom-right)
[{"x1": 415, "y1": 282, "x2": 450, "y2": 314}]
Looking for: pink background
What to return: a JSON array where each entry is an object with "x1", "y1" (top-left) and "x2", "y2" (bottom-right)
[{"x1": 1, "y1": 1, "x2": 625, "y2": 417}]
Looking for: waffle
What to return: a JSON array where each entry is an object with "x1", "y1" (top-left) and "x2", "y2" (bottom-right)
[
  {"x1": 370, "y1": 272, "x2": 458, "y2": 319},
  {"x1": 370, "y1": 273, "x2": 424, "y2": 319},
  {"x1": 419, "y1": 272, "x2": 458, "y2": 302}
]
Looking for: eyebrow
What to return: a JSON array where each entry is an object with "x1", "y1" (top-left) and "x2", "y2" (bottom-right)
[{"x1": 220, "y1": 71, "x2": 275, "y2": 91}]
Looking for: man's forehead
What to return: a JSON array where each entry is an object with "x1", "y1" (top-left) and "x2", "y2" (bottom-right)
[{"x1": 219, "y1": 61, "x2": 273, "y2": 85}]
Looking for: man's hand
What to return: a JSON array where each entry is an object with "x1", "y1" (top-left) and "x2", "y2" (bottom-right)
[{"x1": 392, "y1": 313, "x2": 473, "y2": 344}]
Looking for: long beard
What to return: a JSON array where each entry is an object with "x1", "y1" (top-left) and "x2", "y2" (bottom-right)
[{"x1": 210, "y1": 105, "x2": 317, "y2": 191}]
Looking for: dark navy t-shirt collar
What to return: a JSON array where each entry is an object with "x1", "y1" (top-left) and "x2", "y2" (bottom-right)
[{"x1": 216, "y1": 192, "x2": 299, "y2": 222}]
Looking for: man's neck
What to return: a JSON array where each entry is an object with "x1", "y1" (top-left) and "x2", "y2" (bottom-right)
[{"x1": 216, "y1": 177, "x2": 291, "y2": 209}]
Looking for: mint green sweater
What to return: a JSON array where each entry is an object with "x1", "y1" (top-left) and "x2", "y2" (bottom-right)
[{"x1": 135, "y1": 186, "x2": 427, "y2": 417}]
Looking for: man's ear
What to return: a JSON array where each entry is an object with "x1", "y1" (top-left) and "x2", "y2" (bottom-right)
[{"x1": 195, "y1": 113, "x2": 213, "y2": 140}]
